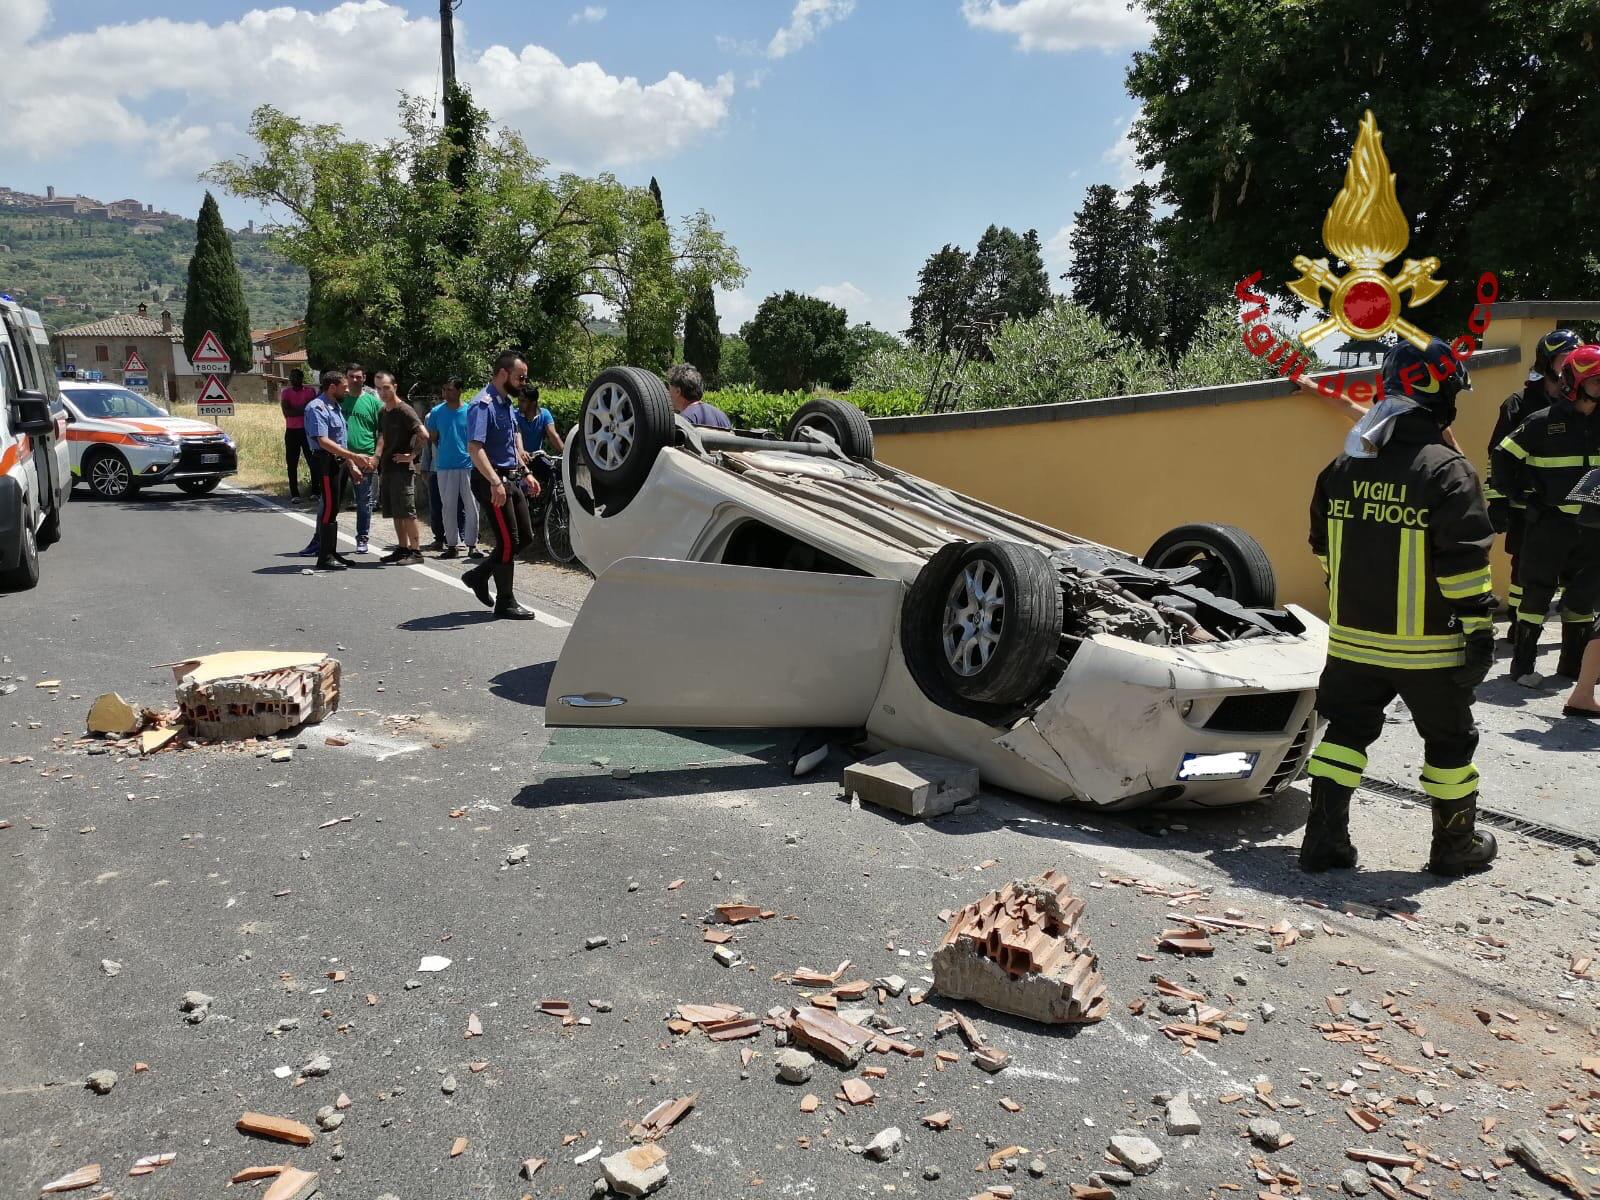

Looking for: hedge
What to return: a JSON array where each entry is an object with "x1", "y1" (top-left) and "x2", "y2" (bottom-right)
[{"x1": 534, "y1": 384, "x2": 924, "y2": 434}]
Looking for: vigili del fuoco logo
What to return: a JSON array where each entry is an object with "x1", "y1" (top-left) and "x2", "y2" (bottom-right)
[{"x1": 1235, "y1": 110, "x2": 1500, "y2": 404}]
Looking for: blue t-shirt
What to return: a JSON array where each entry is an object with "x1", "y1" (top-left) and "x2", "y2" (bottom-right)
[
  {"x1": 425, "y1": 402, "x2": 472, "y2": 471},
  {"x1": 466, "y1": 383, "x2": 519, "y2": 469},
  {"x1": 516, "y1": 406, "x2": 554, "y2": 453},
  {"x1": 303, "y1": 394, "x2": 348, "y2": 452}
]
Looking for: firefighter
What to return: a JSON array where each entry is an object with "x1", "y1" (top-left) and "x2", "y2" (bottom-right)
[
  {"x1": 1484, "y1": 329, "x2": 1583, "y2": 631},
  {"x1": 1303, "y1": 339, "x2": 1497, "y2": 877},
  {"x1": 1491, "y1": 344, "x2": 1600, "y2": 684},
  {"x1": 1560, "y1": 469, "x2": 1600, "y2": 718}
]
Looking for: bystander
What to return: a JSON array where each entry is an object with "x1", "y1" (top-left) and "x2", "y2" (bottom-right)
[
  {"x1": 340, "y1": 362, "x2": 383, "y2": 554},
  {"x1": 425, "y1": 377, "x2": 479, "y2": 559},
  {"x1": 667, "y1": 363, "x2": 731, "y2": 429},
  {"x1": 279, "y1": 368, "x2": 316, "y2": 501}
]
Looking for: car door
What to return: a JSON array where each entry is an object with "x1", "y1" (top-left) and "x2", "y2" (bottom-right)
[
  {"x1": 3, "y1": 308, "x2": 65, "y2": 511},
  {"x1": 547, "y1": 556, "x2": 904, "y2": 729}
]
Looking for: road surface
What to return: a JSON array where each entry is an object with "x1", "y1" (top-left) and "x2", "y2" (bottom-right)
[{"x1": 3, "y1": 486, "x2": 1599, "y2": 1199}]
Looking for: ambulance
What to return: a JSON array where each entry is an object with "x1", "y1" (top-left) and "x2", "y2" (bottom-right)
[{"x1": 1, "y1": 295, "x2": 70, "y2": 592}]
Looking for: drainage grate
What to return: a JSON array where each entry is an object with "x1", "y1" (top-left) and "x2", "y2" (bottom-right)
[{"x1": 1358, "y1": 777, "x2": 1600, "y2": 853}]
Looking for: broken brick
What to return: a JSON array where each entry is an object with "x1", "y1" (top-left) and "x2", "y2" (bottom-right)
[{"x1": 236, "y1": 1113, "x2": 315, "y2": 1146}]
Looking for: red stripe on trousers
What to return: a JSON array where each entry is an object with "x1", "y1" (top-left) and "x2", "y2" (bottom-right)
[
  {"x1": 322, "y1": 474, "x2": 335, "y2": 525},
  {"x1": 492, "y1": 500, "x2": 513, "y2": 563}
]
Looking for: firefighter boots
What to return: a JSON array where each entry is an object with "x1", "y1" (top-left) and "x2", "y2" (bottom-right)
[
  {"x1": 1509, "y1": 621, "x2": 1542, "y2": 685},
  {"x1": 1426, "y1": 794, "x2": 1498, "y2": 876},
  {"x1": 1299, "y1": 778, "x2": 1358, "y2": 873},
  {"x1": 1557, "y1": 622, "x2": 1589, "y2": 680}
]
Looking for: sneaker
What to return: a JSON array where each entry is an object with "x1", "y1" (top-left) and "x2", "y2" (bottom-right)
[
  {"x1": 438, "y1": 546, "x2": 459, "y2": 560},
  {"x1": 400, "y1": 551, "x2": 425, "y2": 565},
  {"x1": 355, "y1": 539, "x2": 369, "y2": 554}
]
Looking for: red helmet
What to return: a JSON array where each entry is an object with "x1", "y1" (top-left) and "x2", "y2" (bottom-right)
[{"x1": 1562, "y1": 344, "x2": 1600, "y2": 403}]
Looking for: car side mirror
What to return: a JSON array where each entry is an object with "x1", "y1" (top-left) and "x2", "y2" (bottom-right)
[{"x1": 10, "y1": 391, "x2": 53, "y2": 436}]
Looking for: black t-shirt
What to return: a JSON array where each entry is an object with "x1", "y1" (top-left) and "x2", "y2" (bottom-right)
[{"x1": 378, "y1": 404, "x2": 426, "y2": 473}]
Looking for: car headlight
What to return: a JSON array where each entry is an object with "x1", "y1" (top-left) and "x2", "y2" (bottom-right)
[
  {"x1": 129, "y1": 433, "x2": 178, "y2": 448},
  {"x1": 1180, "y1": 699, "x2": 1195, "y2": 719}
]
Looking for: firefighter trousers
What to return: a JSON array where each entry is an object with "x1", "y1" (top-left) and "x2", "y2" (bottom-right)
[
  {"x1": 1305, "y1": 658, "x2": 1480, "y2": 807},
  {"x1": 1517, "y1": 513, "x2": 1600, "y2": 629}
]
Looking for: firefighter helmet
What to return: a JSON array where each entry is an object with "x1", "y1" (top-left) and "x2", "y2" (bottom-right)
[
  {"x1": 1380, "y1": 338, "x2": 1469, "y2": 422},
  {"x1": 1535, "y1": 328, "x2": 1583, "y2": 376},
  {"x1": 1560, "y1": 344, "x2": 1600, "y2": 405}
]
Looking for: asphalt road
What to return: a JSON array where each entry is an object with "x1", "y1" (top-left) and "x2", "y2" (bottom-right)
[{"x1": 5, "y1": 486, "x2": 1600, "y2": 1200}]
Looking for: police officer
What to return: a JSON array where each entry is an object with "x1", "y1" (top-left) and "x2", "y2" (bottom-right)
[
  {"x1": 464, "y1": 350, "x2": 540, "y2": 620},
  {"x1": 1491, "y1": 344, "x2": 1600, "y2": 683},
  {"x1": 1302, "y1": 339, "x2": 1497, "y2": 877},
  {"x1": 303, "y1": 370, "x2": 368, "y2": 572},
  {"x1": 1484, "y1": 329, "x2": 1583, "y2": 631}
]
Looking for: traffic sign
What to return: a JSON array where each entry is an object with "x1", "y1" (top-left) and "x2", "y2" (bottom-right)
[
  {"x1": 124, "y1": 373, "x2": 149, "y2": 392},
  {"x1": 123, "y1": 349, "x2": 147, "y2": 373},
  {"x1": 190, "y1": 329, "x2": 231, "y2": 374},
  {"x1": 196, "y1": 374, "x2": 234, "y2": 417}
]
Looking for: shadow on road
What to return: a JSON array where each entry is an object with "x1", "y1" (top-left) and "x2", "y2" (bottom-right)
[
  {"x1": 81, "y1": 490, "x2": 268, "y2": 516},
  {"x1": 512, "y1": 759, "x2": 799, "y2": 810},
  {"x1": 400, "y1": 610, "x2": 501, "y2": 633},
  {"x1": 489, "y1": 661, "x2": 555, "y2": 706}
]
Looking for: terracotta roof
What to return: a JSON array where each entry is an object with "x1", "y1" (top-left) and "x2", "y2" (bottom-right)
[
  {"x1": 274, "y1": 348, "x2": 308, "y2": 363},
  {"x1": 57, "y1": 313, "x2": 182, "y2": 340}
]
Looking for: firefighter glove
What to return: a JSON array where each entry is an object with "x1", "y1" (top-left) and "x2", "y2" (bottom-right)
[
  {"x1": 1453, "y1": 630, "x2": 1496, "y2": 689},
  {"x1": 1487, "y1": 498, "x2": 1510, "y2": 534}
]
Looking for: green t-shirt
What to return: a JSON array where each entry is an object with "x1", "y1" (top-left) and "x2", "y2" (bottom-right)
[{"x1": 340, "y1": 388, "x2": 383, "y2": 454}]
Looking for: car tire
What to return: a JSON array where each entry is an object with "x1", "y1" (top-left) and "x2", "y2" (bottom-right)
[
  {"x1": 785, "y1": 397, "x2": 875, "y2": 460},
  {"x1": 577, "y1": 367, "x2": 674, "y2": 504},
  {"x1": 85, "y1": 450, "x2": 136, "y2": 501},
  {"x1": 0, "y1": 511, "x2": 40, "y2": 592},
  {"x1": 903, "y1": 540, "x2": 1062, "y2": 707},
  {"x1": 1144, "y1": 523, "x2": 1276, "y2": 608},
  {"x1": 177, "y1": 477, "x2": 221, "y2": 496},
  {"x1": 543, "y1": 492, "x2": 577, "y2": 565}
]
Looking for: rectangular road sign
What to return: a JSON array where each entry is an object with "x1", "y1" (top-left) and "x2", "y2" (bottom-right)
[
  {"x1": 124, "y1": 373, "x2": 149, "y2": 391},
  {"x1": 196, "y1": 374, "x2": 234, "y2": 417}
]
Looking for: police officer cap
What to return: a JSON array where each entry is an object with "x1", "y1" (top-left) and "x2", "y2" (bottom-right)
[{"x1": 1380, "y1": 338, "x2": 1470, "y2": 409}]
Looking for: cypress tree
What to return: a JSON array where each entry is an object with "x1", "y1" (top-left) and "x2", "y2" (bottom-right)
[
  {"x1": 682, "y1": 283, "x2": 722, "y2": 388},
  {"x1": 182, "y1": 192, "x2": 253, "y2": 371}
]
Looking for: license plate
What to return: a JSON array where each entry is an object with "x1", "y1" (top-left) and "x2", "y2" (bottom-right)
[
  {"x1": 1177, "y1": 750, "x2": 1259, "y2": 782},
  {"x1": 201, "y1": 454, "x2": 220, "y2": 464}
]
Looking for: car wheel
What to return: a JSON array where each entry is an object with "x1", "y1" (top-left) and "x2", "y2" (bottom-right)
[
  {"x1": 903, "y1": 540, "x2": 1062, "y2": 707},
  {"x1": 0, "y1": 511, "x2": 40, "y2": 591},
  {"x1": 785, "y1": 397, "x2": 875, "y2": 461},
  {"x1": 177, "y1": 477, "x2": 221, "y2": 496},
  {"x1": 1144, "y1": 523, "x2": 1276, "y2": 608},
  {"x1": 86, "y1": 450, "x2": 135, "y2": 500},
  {"x1": 543, "y1": 492, "x2": 577, "y2": 565},
  {"x1": 578, "y1": 366, "x2": 674, "y2": 504}
]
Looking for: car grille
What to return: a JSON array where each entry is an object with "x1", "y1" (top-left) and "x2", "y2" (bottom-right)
[
  {"x1": 177, "y1": 437, "x2": 236, "y2": 472},
  {"x1": 1204, "y1": 691, "x2": 1301, "y2": 734},
  {"x1": 1260, "y1": 717, "x2": 1314, "y2": 797}
]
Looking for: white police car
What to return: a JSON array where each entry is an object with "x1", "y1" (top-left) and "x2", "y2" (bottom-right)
[{"x1": 59, "y1": 381, "x2": 236, "y2": 498}]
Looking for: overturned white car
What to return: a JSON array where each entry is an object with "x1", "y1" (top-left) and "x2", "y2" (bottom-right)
[{"x1": 549, "y1": 367, "x2": 1328, "y2": 809}]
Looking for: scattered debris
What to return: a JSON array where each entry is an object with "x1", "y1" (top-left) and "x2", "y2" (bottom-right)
[
  {"x1": 262, "y1": 1167, "x2": 320, "y2": 1200},
  {"x1": 862, "y1": 1126, "x2": 904, "y2": 1161},
  {"x1": 450, "y1": 1136, "x2": 468, "y2": 1157},
  {"x1": 632, "y1": 1094, "x2": 697, "y2": 1140},
  {"x1": 932, "y1": 870, "x2": 1108, "y2": 1024},
  {"x1": 84, "y1": 1070, "x2": 116, "y2": 1095},
  {"x1": 127, "y1": 1152, "x2": 175, "y2": 1177},
  {"x1": 170, "y1": 650, "x2": 340, "y2": 739},
  {"x1": 775, "y1": 1049, "x2": 814, "y2": 1084},
  {"x1": 99, "y1": 959, "x2": 120, "y2": 977},
  {"x1": 1507, "y1": 1129, "x2": 1589, "y2": 1198},
  {"x1": 713, "y1": 903, "x2": 763, "y2": 924},
  {"x1": 1107, "y1": 1133, "x2": 1163, "y2": 1175},
  {"x1": 230, "y1": 1166, "x2": 287, "y2": 1184},
  {"x1": 86, "y1": 692, "x2": 139, "y2": 735},
  {"x1": 843, "y1": 749, "x2": 978, "y2": 818},
  {"x1": 1164, "y1": 1090, "x2": 1201, "y2": 1136},
  {"x1": 521, "y1": 1157, "x2": 548, "y2": 1179},
  {"x1": 236, "y1": 1112, "x2": 316, "y2": 1146},
  {"x1": 787, "y1": 1006, "x2": 873, "y2": 1066},
  {"x1": 418, "y1": 955, "x2": 451, "y2": 973},
  {"x1": 1248, "y1": 1117, "x2": 1289, "y2": 1150},
  {"x1": 601, "y1": 1143, "x2": 668, "y2": 1196},
  {"x1": 585, "y1": 935, "x2": 609, "y2": 950},
  {"x1": 923, "y1": 1111, "x2": 952, "y2": 1130},
  {"x1": 39, "y1": 1164, "x2": 100, "y2": 1194}
]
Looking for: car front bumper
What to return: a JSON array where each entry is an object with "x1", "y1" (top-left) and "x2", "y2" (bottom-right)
[{"x1": 132, "y1": 438, "x2": 238, "y2": 483}]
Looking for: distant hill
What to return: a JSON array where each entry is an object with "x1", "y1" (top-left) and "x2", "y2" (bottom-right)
[{"x1": 0, "y1": 210, "x2": 306, "y2": 334}]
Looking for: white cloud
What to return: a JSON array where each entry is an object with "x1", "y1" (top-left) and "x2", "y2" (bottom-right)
[
  {"x1": 0, "y1": 1, "x2": 733, "y2": 173},
  {"x1": 718, "y1": 287, "x2": 760, "y2": 329},
  {"x1": 961, "y1": 0, "x2": 1150, "y2": 52},
  {"x1": 812, "y1": 281, "x2": 870, "y2": 314},
  {"x1": 1043, "y1": 224, "x2": 1074, "y2": 279},
  {"x1": 1102, "y1": 111, "x2": 1159, "y2": 188},
  {"x1": 569, "y1": 5, "x2": 606, "y2": 23},
  {"x1": 767, "y1": 0, "x2": 855, "y2": 59},
  {"x1": 812, "y1": 281, "x2": 908, "y2": 334}
]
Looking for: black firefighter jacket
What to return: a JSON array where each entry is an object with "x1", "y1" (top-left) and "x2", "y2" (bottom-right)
[
  {"x1": 1310, "y1": 410, "x2": 1496, "y2": 671},
  {"x1": 1491, "y1": 396, "x2": 1600, "y2": 519}
]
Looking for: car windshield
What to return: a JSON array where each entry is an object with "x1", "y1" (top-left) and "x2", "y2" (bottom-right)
[{"x1": 64, "y1": 387, "x2": 167, "y2": 420}]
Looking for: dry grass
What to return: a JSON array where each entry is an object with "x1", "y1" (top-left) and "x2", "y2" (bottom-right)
[{"x1": 171, "y1": 400, "x2": 293, "y2": 495}]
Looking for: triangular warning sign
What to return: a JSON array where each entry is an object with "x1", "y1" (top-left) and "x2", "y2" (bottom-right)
[
  {"x1": 123, "y1": 349, "x2": 147, "y2": 373},
  {"x1": 197, "y1": 375, "x2": 233, "y2": 405},
  {"x1": 191, "y1": 329, "x2": 230, "y2": 365}
]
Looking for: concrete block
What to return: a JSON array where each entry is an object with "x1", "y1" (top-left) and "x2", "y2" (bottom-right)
[{"x1": 843, "y1": 750, "x2": 978, "y2": 819}]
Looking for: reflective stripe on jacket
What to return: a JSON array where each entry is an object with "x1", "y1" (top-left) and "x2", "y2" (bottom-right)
[{"x1": 1490, "y1": 397, "x2": 1600, "y2": 518}]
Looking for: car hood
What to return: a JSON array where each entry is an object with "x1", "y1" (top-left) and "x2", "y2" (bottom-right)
[{"x1": 89, "y1": 416, "x2": 225, "y2": 438}]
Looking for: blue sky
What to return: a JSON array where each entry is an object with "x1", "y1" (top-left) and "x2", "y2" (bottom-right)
[{"x1": 0, "y1": 0, "x2": 1152, "y2": 334}]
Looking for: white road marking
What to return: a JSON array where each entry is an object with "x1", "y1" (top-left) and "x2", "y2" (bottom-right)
[{"x1": 223, "y1": 484, "x2": 571, "y2": 627}]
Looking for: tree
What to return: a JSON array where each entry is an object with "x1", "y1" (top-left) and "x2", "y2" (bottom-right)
[
  {"x1": 206, "y1": 94, "x2": 743, "y2": 387},
  {"x1": 719, "y1": 334, "x2": 755, "y2": 387},
  {"x1": 967, "y1": 225, "x2": 1051, "y2": 357},
  {"x1": 905, "y1": 244, "x2": 972, "y2": 353},
  {"x1": 1113, "y1": 183, "x2": 1163, "y2": 351},
  {"x1": 182, "y1": 192, "x2": 253, "y2": 371},
  {"x1": 1125, "y1": 0, "x2": 1600, "y2": 329},
  {"x1": 682, "y1": 283, "x2": 722, "y2": 387},
  {"x1": 740, "y1": 291, "x2": 851, "y2": 392}
]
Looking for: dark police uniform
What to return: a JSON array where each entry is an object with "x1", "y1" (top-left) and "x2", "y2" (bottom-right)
[
  {"x1": 464, "y1": 383, "x2": 536, "y2": 610},
  {"x1": 303, "y1": 393, "x2": 350, "y2": 565},
  {"x1": 1491, "y1": 395, "x2": 1600, "y2": 678},
  {"x1": 1305, "y1": 408, "x2": 1496, "y2": 873}
]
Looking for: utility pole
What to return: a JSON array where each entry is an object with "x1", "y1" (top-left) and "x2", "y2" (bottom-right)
[{"x1": 438, "y1": 0, "x2": 457, "y2": 95}]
